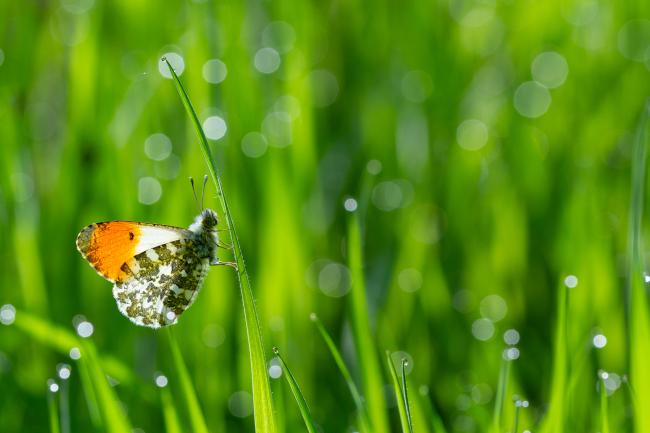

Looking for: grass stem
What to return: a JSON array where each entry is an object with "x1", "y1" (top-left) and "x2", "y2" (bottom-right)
[{"x1": 164, "y1": 58, "x2": 277, "y2": 433}]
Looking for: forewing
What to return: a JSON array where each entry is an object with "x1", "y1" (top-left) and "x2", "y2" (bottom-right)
[
  {"x1": 76, "y1": 221, "x2": 191, "y2": 283},
  {"x1": 112, "y1": 238, "x2": 210, "y2": 328}
]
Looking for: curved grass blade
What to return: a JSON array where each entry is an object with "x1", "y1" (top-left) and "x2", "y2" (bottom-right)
[
  {"x1": 164, "y1": 58, "x2": 277, "y2": 433},
  {"x1": 273, "y1": 347, "x2": 318, "y2": 433},
  {"x1": 166, "y1": 329, "x2": 208, "y2": 433},
  {"x1": 386, "y1": 351, "x2": 414, "y2": 433},
  {"x1": 12, "y1": 310, "x2": 131, "y2": 432},
  {"x1": 310, "y1": 313, "x2": 372, "y2": 432}
]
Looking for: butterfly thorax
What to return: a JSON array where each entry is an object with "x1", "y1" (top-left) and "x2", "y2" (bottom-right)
[{"x1": 188, "y1": 208, "x2": 219, "y2": 263}]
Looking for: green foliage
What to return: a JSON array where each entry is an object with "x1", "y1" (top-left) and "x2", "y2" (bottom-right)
[
  {"x1": 273, "y1": 347, "x2": 318, "y2": 433},
  {"x1": 386, "y1": 352, "x2": 414, "y2": 433},
  {"x1": 1, "y1": 1, "x2": 650, "y2": 432}
]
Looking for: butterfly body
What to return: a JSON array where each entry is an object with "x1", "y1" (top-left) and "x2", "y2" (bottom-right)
[{"x1": 77, "y1": 209, "x2": 219, "y2": 328}]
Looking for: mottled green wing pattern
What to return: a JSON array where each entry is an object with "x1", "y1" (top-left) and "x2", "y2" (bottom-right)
[{"x1": 112, "y1": 238, "x2": 210, "y2": 328}]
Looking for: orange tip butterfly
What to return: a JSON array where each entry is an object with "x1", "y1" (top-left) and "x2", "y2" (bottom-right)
[{"x1": 76, "y1": 177, "x2": 229, "y2": 329}]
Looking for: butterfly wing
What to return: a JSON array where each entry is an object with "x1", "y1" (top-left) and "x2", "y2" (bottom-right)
[
  {"x1": 112, "y1": 238, "x2": 211, "y2": 328},
  {"x1": 76, "y1": 221, "x2": 191, "y2": 283}
]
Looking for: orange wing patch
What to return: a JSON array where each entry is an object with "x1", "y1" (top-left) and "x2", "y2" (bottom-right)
[{"x1": 76, "y1": 222, "x2": 141, "y2": 282}]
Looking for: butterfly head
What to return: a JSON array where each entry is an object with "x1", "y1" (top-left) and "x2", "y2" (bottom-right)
[{"x1": 189, "y1": 208, "x2": 218, "y2": 233}]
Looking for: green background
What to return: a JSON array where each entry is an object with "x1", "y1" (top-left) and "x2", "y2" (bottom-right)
[{"x1": 2, "y1": 0, "x2": 650, "y2": 432}]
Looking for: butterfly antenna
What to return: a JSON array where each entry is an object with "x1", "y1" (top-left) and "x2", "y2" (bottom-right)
[
  {"x1": 189, "y1": 177, "x2": 200, "y2": 210},
  {"x1": 201, "y1": 175, "x2": 209, "y2": 210}
]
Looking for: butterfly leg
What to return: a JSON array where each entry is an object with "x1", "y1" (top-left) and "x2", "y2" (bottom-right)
[
  {"x1": 217, "y1": 240, "x2": 233, "y2": 250},
  {"x1": 211, "y1": 258, "x2": 238, "y2": 269}
]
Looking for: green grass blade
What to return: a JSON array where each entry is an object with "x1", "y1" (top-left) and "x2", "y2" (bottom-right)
[
  {"x1": 490, "y1": 357, "x2": 511, "y2": 433},
  {"x1": 628, "y1": 100, "x2": 650, "y2": 433},
  {"x1": 401, "y1": 358, "x2": 414, "y2": 432},
  {"x1": 273, "y1": 347, "x2": 318, "y2": 433},
  {"x1": 348, "y1": 214, "x2": 389, "y2": 433},
  {"x1": 47, "y1": 383, "x2": 61, "y2": 433},
  {"x1": 164, "y1": 58, "x2": 277, "y2": 433},
  {"x1": 418, "y1": 387, "x2": 448, "y2": 433},
  {"x1": 160, "y1": 385, "x2": 183, "y2": 433},
  {"x1": 80, "y1": 339, "x2": 133, "y2": 433},
  {"x1": 386, "y1": 351, "x2": 414, "y2": 433},
  {"x1": 77, "y1": 357, "x2": 103, "y2": 429},
  {"x1": 11, "y1": 310, "x2": 131, "y2": 431},
  {"x1": 166, "y1": 330, "x2": 208, "y2": 433},
  {"x1": 540, "y1": 279, "x2": 568, "y2": 433},
  {"x1": 310, "y1": 313, "x2": 372, "y2": 432},
  {"x1": 599, "y1": 374, "x2": 610, "y2": 433}
]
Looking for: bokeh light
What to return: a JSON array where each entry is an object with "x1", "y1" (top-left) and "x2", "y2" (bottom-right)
[
  {"x1": 531, "y1": 51, "x2": 569, "y2": 88},
  {"x1": 254, "y1": 48, "x2": 281, "y2": 74},
  {"x1": 203, "y1": 115, "x2": 227, "y2": 141},
  {"x1": 202, "y1": 59, "x2": 228, "y2": 84},
  {"x1": 138, "y1": 177, "x2": 162, "y2": 205},
  {"x1": 514, "y1": 81, "x2": 551, "y2": 118}
]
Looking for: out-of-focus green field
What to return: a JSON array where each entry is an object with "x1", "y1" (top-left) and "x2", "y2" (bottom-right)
[{"x1": 2, "y1": 0, "x2": 650, "y2": 432}]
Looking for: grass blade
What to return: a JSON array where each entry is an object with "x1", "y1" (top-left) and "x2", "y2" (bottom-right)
[
  {"x1": 348, "y1": 214, "x2": 389, "y2": 433},
  {"x1": 386, "y1": 351, "x2": 414, "y2": 433},
  {"x1": 628, "y1": 100, "x2": 650, "y2": 433},
  {"x1": 401, "y1": 358, "x2": 414, "y2": 432},
  {"x1": 164, "y1": 58, "x2": 277, "y2": 433},
  {"x1": 166, "y1": 330, "x2": 208, "y2": 433},
  {"x1": 47, "y1": 382, "x2": 61, "y2": 433},
  {"x1": 11, "y1": 310, "x2": 130, "y2": 431},
  {"x1": 490, "y1": 357, "x2": 511, "y2": 433},
  {"x1": 419, "y1": 386, "x2": 448, "y2": 433},
  {"x1": 540, "y1": 279, "x2": 568, "y2": 433},
  {"x1": 160, "y1": 385, "x2": 183, "y2": 433},
  {"x1": 80, "y1": 339, "x2": 133, "y2": 433},
  {"x1": 599, "y1": 373, "x2": 610, "y2": 433},
  {"x1": 273, "y1": 347, "x2": 318, "y2": 433},
  {"x1": 310, "y1": 313, "x2": 372, "y2": 432}
]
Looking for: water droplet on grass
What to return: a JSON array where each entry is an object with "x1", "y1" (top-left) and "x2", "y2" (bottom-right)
[
  {"x1": 154, "y1": 373, "x2": 168, "y2": 388},
  {"x1": 159, "y1": 52, "x2": 184, "y2": 78},
  {"x1": 57, "y1": 363, "x2": 71, "y2": 380},
  {"x1": 0, "y1": 304, "x2": 16, "y2": 325},
  {"x1": 76, "y1": 321, "x2": 94, "y2": 338},
  {"x1": 343, "y1": 197, "x2": 358, "y2": 212},
  {"x1": 593, "y1": 333, "x2": 607, "y2": 348}
]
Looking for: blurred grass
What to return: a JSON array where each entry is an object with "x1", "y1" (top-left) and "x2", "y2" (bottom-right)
[{"x1": 1, "y1": 0, "x2": 650, "y2": 432}]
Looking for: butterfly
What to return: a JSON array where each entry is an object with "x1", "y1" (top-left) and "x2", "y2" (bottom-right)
[{"x1": 76, "y1": 178, "x2": 230, "y2": 329}]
